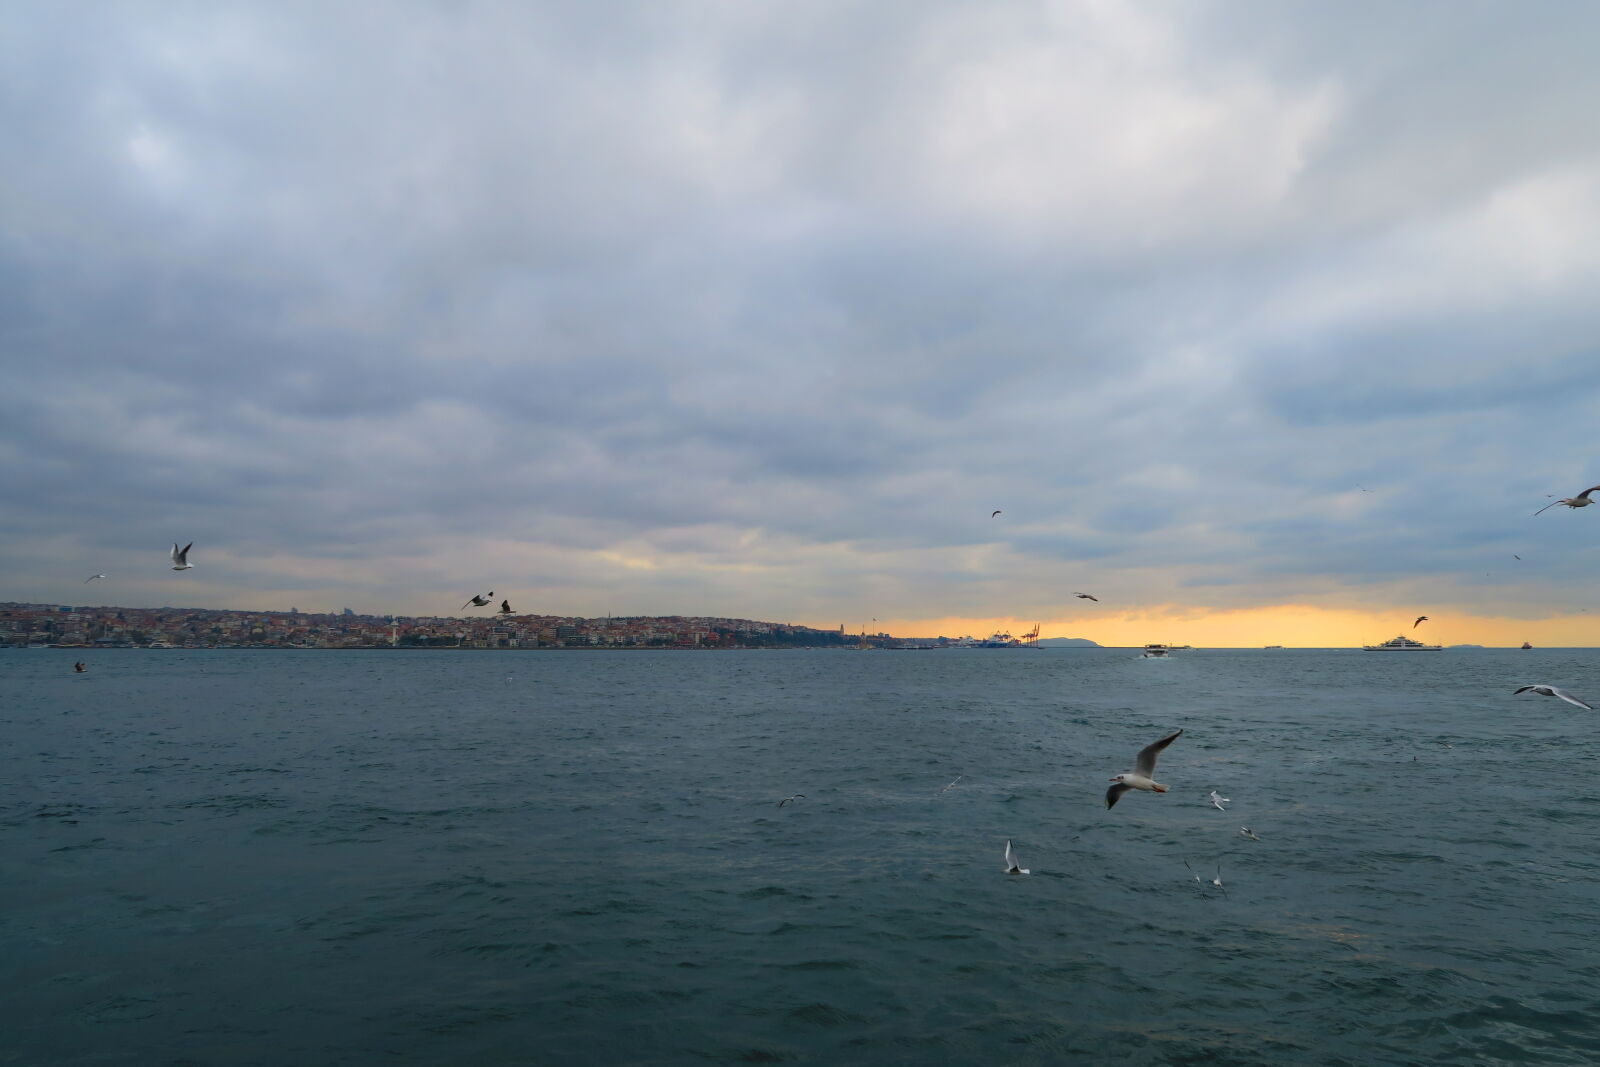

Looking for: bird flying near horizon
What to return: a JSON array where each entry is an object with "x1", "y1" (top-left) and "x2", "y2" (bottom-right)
[
  {"x1": 84, "y1": 573, "x2": 107, "y2": 583},
  {"x1": 461, "y1": 592, "x2": 495, "y2": 609},
  {"x1": 170, "y1": 543, "x2": 193, "y2": 571},
  {"x1": 1413, "y1": 616, "x2": 1428, "y2": 629},
  {"x1": 498, "y1": 599, "x2": 513, "y2": 615},
  {"x1": 1073, "y1": 592, "x2": 1099, "y2": 602}
]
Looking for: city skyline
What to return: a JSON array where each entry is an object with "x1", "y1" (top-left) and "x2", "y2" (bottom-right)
[{"x1": 3, "y1": 4, "x2": 1600, "y2": 647}]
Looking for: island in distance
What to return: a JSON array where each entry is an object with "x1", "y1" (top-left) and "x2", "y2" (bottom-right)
[{"x1": 1036, "y1": 637, "x2": 1102, "y2": 647}]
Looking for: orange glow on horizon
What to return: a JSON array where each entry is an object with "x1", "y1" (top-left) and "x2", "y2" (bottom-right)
[{"x1": 815, "y1": 604, "x2": 1600, "y2": 648}]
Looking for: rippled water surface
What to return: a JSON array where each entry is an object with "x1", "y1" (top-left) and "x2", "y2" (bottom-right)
[{"x1": 5, "y1": 647, "x2": 1600, "y2": 1065}]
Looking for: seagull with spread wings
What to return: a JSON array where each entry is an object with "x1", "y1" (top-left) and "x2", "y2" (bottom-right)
[
  {"x1": 1535, "y1": 485, "x2": 1600, "y2": 515},
  {"x1": 1105, "y1": 729, "x2": 1182, "y2": 809}
]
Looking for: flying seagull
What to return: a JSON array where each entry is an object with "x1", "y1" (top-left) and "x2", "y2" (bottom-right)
[
  {"x1": 461, "y1": 592, "x2": 495, "y2": 609},
  {"x1": 991, "y1": 510, "x2": 1002, "y2": 518},
  {"x1": 939, "y1": 775, "x2": 963, "y2": 794},
  {"x1": 1534, "y1": 485, "x2": 1600, "y2": 516},
  {"x1": 83, "y1": 574, "x2": 107, "y2": 583},
  {"x1": 1004, "y1": 839, "x2": 1030, "y2": 875},
  {"x1": 170, "y1": 543, "x2": 194, "y2": 571},
  {"x1": 498, "y1": 600, "x2": 514, "y2": 615},
  {"x1": 1106, "y1": 728, "x2": 1182, "y2": 809},
  {"x1": 1073, "y1": 592, "x2": 1099, "y2": 602},
  {"x1": 1184, "y1": 860, "x2": 1226, "y2": 897},
  {"x1": 1514, "y1": 555, "x2": 1522, "y2": 560},
  {"x1": 778, "y1": 794, "x2": 805, "y2": 807},
  {"x1": 1207, "y1": 790, "x2": 1229, "y2": 811},
  {"x1": 1413, "y1": 616, "x2": 1428, "y2": 629},
  {"x1": 1513, "y1": 684, "x2": 1594, "y2": 710},
  {"x1": 1239, "y1": 827, "x2": 1261, "y2": 841}
]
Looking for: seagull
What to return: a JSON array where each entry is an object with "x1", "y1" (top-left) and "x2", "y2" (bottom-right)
[
  {"x1": 1239, "y1": 827, "x2": 1260, "y2": 841},
  {"x1": 1534, "y1": 485, "x2": 1600, "y2": 516},
  {"x1": 778, "y1": 794, "x2": 805, "y2": 807},
  {"x1": 1106, "y1": 728, "x2": 1182, "y2": 809},
  {"x1": 461, "y1": 592, "x2": 495, "y2": 609},
  {"x1": 1004, "y1": 839, "x2": 1030, "y2": 875},
  {"x1": 1073, "y1": 592, "x2": 1099, "y2": 602},
  {"x1": 1207, "y1": 790, "x2": 1229, "y2": 811},
  {"x1": 1514, "y1": 555, "x2": 1522, "y2": 560},
  {"x1": 939, "y1": 775, "x2": 963, "y2": 794},
  {"x1": 1413, "y1": 616, "x2": 1428, "y2": 629},
  {"x1": 991, "y1": 510, "x2": 1002, "y2": 518},
  {"x1": 83, "y1": 574, "x2": 107, "y2": 583},
  {"x1": 497, "y1": 599, "x2": 513, "y2": 615},
  {"x1": 1513, "y1": 684, "x2": 1594, "y2": 710},
  {"x1": 170, "y1": 543, "x2": 194, "y2": 571},
  {"x1": 1184, "y1": 860, "x2": 1226, "y2": 897}
]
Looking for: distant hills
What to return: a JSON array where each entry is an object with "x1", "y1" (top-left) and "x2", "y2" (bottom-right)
[{"x1": 1036, "y1": 637, "x2": 1102, "y2": 647}]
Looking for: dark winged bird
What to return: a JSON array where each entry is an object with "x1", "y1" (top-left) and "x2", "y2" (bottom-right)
[
  {"x1": 1413, "y1": 616, "x2": 1428, "y2": 629},
  {"x1": 1073, "y1": 592, "x2": 1099, "y2": 602},
  {"x1": 461, "y1": 592, "x2": 495, "y2": 609},
  {"x1": 991, "y1": 510, "x2": 1002, "y2": 518},
  {"x1": 778, "y1": 794, "x2": 805, "y2": 807},
  {"x1": 1535, "y1": 485, "x2": 1600, "y2": 515},
  {"x1": 1106, "y1": 729, "x2": 1182, "y2": 809},
  {"x1": 498, "y1": 600, "x2": 513, "y2": 615}
]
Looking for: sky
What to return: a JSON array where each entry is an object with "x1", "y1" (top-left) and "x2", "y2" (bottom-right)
[{"x1": 2, "y1": 1, "x2": 1599, "y2": 646}]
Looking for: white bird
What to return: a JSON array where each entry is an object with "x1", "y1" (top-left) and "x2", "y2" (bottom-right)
[
  {"x1": 1239, "y1": 827, "x2": 1261, "y2": 841},
  {"x1": 1207, "y1": 790, "x2": 1229, "y2": 811},
  {"x1": 83, "y1": 574, "x2": 107, "y2": 583},
  {"x1": 1513, "y1": 684, "x2": 1594, "y2": 710},
  {"x1": 778, "y1": 794, "x2": 805, "y2": 807},
  {"x1": 1004, "y1": 839, "x2": 1029, "y2": 875},
  {"x1": 1106, "y1": 729, "x2": 1182, "y2": 809},
  {"x1": 1073, "y1": 592, "x2": 1099, "y2": 602},
  {"x1": 1535, "y1": 485, "x2": 1600, "y2": 516},
  {"x1": 1184, "y1": 860, "x2": 1226, "y2": 897},
  {"x1": 939, "y1": 775, "x2": 963, "y2": 794},
  {"x1": 170, "y1": 543, "x2": 193, "y2": 571},
  {"x1": 461, "y1": 592, "x2": 495, "y2": 609},
  {"x1": 497, "y1": 599, "x2": 514, "y2": 615}
]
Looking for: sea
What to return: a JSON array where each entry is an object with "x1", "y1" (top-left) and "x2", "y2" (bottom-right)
[{"x1": 3, "y1": 647, "x2": 1599, "y2": 1066}]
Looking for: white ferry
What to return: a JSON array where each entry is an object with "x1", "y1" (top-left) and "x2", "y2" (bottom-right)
[{"x1": 1361, "y1": 634, "x2": 1442, "y2": 651}]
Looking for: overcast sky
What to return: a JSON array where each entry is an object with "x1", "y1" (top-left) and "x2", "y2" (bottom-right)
[{"x1": 3, "y1": 1, "x2": 1599, "y2": 642}]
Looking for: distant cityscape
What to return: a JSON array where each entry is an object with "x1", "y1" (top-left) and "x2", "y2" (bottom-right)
[{"x1": 0, "y1": 602, "x2": 1016, "y2": 650}]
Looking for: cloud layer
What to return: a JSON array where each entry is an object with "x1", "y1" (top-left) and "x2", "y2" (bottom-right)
[{"x1": 3, "y1": 2, "x2": 1599, "y2": 630}]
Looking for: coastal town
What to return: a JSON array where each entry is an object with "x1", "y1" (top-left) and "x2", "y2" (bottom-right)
[{"x1": 0, "y1": 601, "x2": 903, "y2": 650}]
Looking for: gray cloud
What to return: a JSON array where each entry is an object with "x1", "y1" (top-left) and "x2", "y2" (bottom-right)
[{"x1": 3, "y1": 1, "x2": 1599, "y2": 624}]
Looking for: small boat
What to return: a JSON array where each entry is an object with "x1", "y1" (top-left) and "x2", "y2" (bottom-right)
[
  {"x1": 1264, "y1": 645, "x2": 1284, "y2": 649},
  {"x1": 1521, "y1": 641, "x2": 1533, "y2": 650},
  {"x1": 1361, "y1": 634, "x2": 1442, "y2": 651},
  {"x1": 1142, "y1": 644, "x2": 1170, "y2": 658}
]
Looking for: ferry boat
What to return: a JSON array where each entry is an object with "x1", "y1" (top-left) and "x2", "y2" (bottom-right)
[
  {"x1": 1361, "y1": 634, "x2": 1442, "y2": 651},
  {"x1": 1142, "y1": 643, "x2": 1170, "y2": 658},
  {"x1": 1521, "y1": 641, "x2": 1533, "y2": 650}
]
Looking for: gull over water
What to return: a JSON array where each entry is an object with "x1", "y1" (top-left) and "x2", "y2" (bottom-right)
[
  {"x1": 1105, "y1": 729, "x2": 1182, "y2": 810},
  {"x1": 1513, "y1": 685, "x2": 1594, "y2": 710},
  {"x1": 1004, "y1": 840, "x2": 1029, "y2": 875}
]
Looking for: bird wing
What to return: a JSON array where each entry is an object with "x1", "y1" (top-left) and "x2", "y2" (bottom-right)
[
  {"x1": 170, "y1": 543, "x2": 180, "y2": 563},
  {"x1": 461, "y1": 599, "x2": 474, "y2": 609},
  {"x1": 992, "y1": 510, "x2": 1002, "y2": 517},
  {"x1": 1534, "y1": 500, "x2": 1562, "y2": 516},
  {"x1": 1105, "y1": 782, "x2": 1132, "y2": 809},
  {"x1": 1552, "y1": 688, "x2": 1595, "y2": 710},
  {"x1": 1005, "y1": 840, "x2": 1016, "y2": 869},
  {"x1": 1134, "y1": 729, "x2": 1182, "y2": 777},
  {"x1": 500, "y1": 600, "x2": 511, "y2": 611},
  {"x1": 1513, "y1": 685, "x2": 1539, "y2": 696},
  {"x1": 1579, "y1": 486, "x2": 1600, "y2": 500},
  {"x1": 1414, "y1": 617, "x2": 1427, "y2": 627}
]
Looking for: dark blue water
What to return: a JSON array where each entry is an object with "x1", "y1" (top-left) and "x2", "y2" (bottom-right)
[{"x1": 4, "y1": 648, "x2": 1600, "y2": 1065}]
